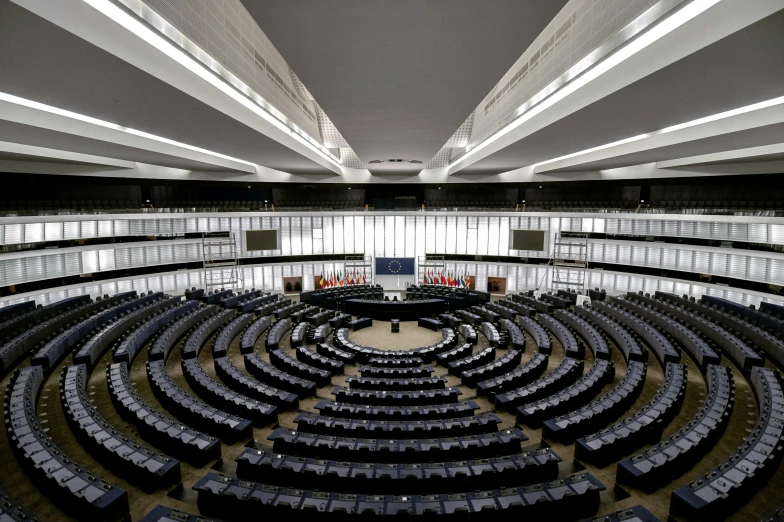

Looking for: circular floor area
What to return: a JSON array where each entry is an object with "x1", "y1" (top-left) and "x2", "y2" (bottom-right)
[{"x1": 347, "y1": 320, "x2": 443, "y2": 350}]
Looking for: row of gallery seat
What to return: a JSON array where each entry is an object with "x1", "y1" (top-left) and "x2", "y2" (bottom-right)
[{"x1": 0, "y1": 281, "x2": 782, "y2": 521}]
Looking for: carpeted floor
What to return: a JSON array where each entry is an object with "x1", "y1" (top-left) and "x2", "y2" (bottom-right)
[{"x1": 348, "y1": 320, "x2": 443, "y2": 350}]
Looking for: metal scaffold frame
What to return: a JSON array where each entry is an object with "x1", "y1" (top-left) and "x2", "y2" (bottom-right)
[
  {"x1": 344, "y1": 254, "x2": 373, "y2": 282},
  {"x1": 202, "y1": 232, "x2": 242, "y2": 292},
  {"x1": 418, "y1": 255, "x2": 445, "y2": 283},
  {"x1": 541, "y1": 232, "x2": 589, "y2": 293}
]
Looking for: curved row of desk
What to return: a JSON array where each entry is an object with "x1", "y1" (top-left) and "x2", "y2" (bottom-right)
[{"x1": 0, "y1": 285, "x2": 782, "y2": 522}]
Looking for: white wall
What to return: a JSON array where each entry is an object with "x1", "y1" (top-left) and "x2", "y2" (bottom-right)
[
  {"x1": 1, "y1": 211, "x2": 782, "y2": 307},
  {"x1": 1, "y1": 211, "x2": 782, "y2": 285}
]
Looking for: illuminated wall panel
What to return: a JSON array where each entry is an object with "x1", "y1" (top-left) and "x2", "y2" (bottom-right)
[{"x1": 0, "y1": 212, "x2": 782, "y2": 294}]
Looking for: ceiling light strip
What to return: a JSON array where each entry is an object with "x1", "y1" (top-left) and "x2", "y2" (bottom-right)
[
  {"x1": 532, "y1": 95, "x2": 784, "y2": 170},
  {"x1": 83, "y1": 0, "x2": 341, "y2": 168},
  {"x1": 449, "y1": 0, "x2": 719, "y2": 170},
  {"x1": 461, "y1": 0, "x2": 685, "y2": 156},
  {"x1": 0, "y1": 91, "x2": 257, "y2": 169}
]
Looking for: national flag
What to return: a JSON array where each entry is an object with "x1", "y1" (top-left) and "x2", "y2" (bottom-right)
[
  {"x1": 423, "y1": 271, "x2": 428, "y2": 285},
  {"x1": 319, "y1": 273, "x2": 325, "y2": 288},
  {"x1": 440, "y1": 271, "x2": 447, "y2": 285},
  {"x1": 362, "y1": 270, "x2": 367, "y2": 284}
]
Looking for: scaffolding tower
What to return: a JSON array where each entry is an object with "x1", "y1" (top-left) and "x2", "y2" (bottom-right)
[
  {"x1": 202, "y1": 232, "x2": 242, "y2": 292},
  {"x1": 344, "y1": 255, "x2": 373, "y2": 283},
  {"x1": 418, "y1": 255, "x2": 445, "y2": 284},
  {"x1": 547, "y1": 232, "x2": 589, "y2": 294}
]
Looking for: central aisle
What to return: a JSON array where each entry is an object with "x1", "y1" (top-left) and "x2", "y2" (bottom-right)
[{"x1": 347, "y1": 320, "x2": 443, "y2": 350}]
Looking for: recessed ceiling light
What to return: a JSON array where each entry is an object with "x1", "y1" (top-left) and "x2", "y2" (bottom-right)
[{"x1": 368, "y1": 159, "x2": 423, "y2": 164}]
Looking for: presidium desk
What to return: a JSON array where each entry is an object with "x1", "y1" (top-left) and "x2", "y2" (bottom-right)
[{"x1": 343, "y1": 299, "x2": 446, "y2": 321}]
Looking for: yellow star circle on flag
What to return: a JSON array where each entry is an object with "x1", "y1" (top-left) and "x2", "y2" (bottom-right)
[{"x1": 388, "y1": 259, "x2": 402, "y2": 274}]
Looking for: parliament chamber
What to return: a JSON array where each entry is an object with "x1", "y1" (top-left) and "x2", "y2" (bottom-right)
[{"x1": 0, "y1": 0, "x2": 783, "y2": 520}]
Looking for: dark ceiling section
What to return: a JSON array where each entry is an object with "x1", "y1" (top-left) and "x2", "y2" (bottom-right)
[
  {"x1": 244, "y1": 0, "x2": 569, "y2": 174},
  {"x1": 0, "y1": 1, "x2": 332, "y2": 176},
  {"x1": 459, "y1": 10, "x2": 784, "y2": 176}
]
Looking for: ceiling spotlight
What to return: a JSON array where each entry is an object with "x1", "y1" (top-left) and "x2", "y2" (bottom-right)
[
  {"x1": 264, "y1": 200, "x2": 268, "y2": 203},
  {"x1": 248, "y1": 185, "x2": 251, "y2": 188},
  {"x1": 368, "y1": 159, "x2": 423, "y2": 164},
  {"x1": 348, "y1": 187, "x2": 351, "y2": 190}
]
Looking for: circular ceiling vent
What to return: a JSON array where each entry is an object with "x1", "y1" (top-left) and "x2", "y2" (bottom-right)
[{"x1": 368, "y1": 159, "x2": 423, "y2": 164}]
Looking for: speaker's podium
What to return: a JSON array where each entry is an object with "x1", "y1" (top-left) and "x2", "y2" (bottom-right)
[{"x1": 391, "y1": 319, "x2": 400, "y2": 333}]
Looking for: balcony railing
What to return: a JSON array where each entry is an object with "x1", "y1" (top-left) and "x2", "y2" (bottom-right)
[{"x1": 0, "y1": 205, "x2": 781, "y2": 218}]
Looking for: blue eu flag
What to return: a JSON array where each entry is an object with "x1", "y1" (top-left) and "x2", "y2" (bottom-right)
[{"x1": 375, "y1": 257, "x2": 416, "y2": 275}]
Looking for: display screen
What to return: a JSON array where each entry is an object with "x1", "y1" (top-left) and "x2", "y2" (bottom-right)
[
  {"x1": 510, "y1": 230, "x2": 547, "y2": 251},
  {"x1": 244, "y1": 230, "x2": 279, "y2": 251}
]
